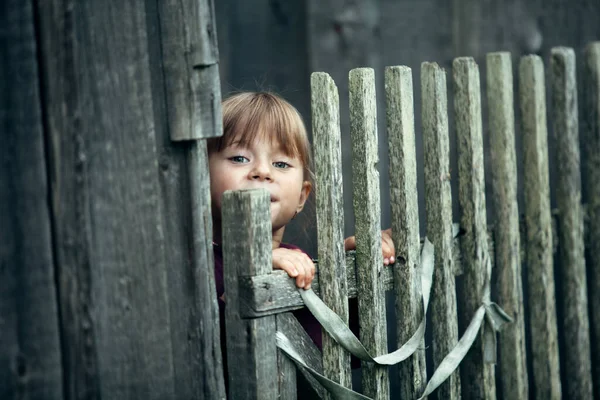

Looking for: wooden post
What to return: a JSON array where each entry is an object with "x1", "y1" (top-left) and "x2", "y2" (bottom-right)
[
  {"x1": 519, "y1": 55, "x2": 562, "y2": 400},
  {"x1": 349, "y1": 68, "x2": 389, "y2": 399},
  {"x1": 311, "y1": 72, "x2": 352, "y2": 394},
  {"x1": 583, "y1": 42, "x2": 600, "y2": 400},
  {"x1": 453, "y1": 57, "x2": 496, "y2": 400},
  {"x1": 486, "y1": 52, "x2": 529, "y2": 400},
  {"x1": 422, "y1": 62, "x2": 461, "y2": 400},
  {"x1": 0, "y1": 0, "x2": 63, "y2": 397},
  {"x1": 156, "y1": 0, "x2": 226, "y2": 397},
  {"x1": 385, "y1": 65, "x2": 427, "y2": 399},
  {"x1": 550, "y1": 47, "x2": 593, "y2": 399},
  {"x1": 222, "y1": 189, "x2": 278, "y2": 400}
]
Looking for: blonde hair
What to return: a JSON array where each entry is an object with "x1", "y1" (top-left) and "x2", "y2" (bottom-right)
[{"x1": 208, "y1": 92, "x2": 313, "y2": 181}]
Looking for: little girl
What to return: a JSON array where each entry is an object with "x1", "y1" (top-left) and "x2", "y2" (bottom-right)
[{"x1": 207, "y1": 91, "x2": 394, "y2": 354}]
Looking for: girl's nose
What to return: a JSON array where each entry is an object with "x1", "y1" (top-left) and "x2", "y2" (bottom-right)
[{"x1": 249, "y1": 162, "x2": 272, "y2": 181}]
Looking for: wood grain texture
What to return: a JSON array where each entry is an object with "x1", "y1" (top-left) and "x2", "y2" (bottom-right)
[
  {"x1": 486, "y1": 52, "x2": 529, "y2": 400},
  {"x1": 349, "y1": 68, "x2": 389, "y2": 399},
  {"x1": 222, "y1": 190, "x2": 278, "y2": 400},
  {"x1": 37, "y1": 1, "x2": 178, "y2": 398},
  {"x1": 583, "y1": 42, "x2": 600, "y2": 400},
  {"x1": 421, "y1": 62, "x2": 461, "y2": 400},
  {"x1": 307, "y1": 0, "x2": 385, "y2": 258},
  {"x1": 311, "y1": 72, "x2": 352, "y2": 394},
  {"x1": 453, "y1": 57, "x2": 496, "y2": 400},
  {"x1": 550, "y1": 47, "x2": 593, "y2": 399},
  {"x1": 186, "y1": 141, "x2": 227, "y2": 398},
  {"x1": 385, "y1": 65, "x2": 427, "y2": 399},
  {"x1": 0, "y1": 0, "x2": 64, "y2": 398},
  {"x1": 158, "y1": 0, "x2": 222, "y2": 140},
  {"x1": 519, "y1": 55, "x2": 562, "y2": 400},
  {"x1": 148, "y1": 0, "x2": 227, "y2": 394},
  {"x1": 240, "y1": 243, "x2": 468, "y2": 317}
]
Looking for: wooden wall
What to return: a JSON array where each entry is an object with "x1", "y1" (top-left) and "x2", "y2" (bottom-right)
[{"x1": 1, "y1": 0, "x2": 225, "y2": 398}]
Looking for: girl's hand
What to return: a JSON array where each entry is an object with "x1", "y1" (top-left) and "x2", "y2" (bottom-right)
[
  {"x1": 344, "y1": 228, "x2": 395, "y2": 265},
  {"x1": 273, "y1": 248, "x2": 315, "y2": 290}
]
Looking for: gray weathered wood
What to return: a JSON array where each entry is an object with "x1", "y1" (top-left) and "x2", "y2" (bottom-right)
[
  {"x1": 453, "y1": 57, "x2": 496, "y2": 400},
  {"x1": 240, "y1": 237, "x2": 463, "y2": 317},
  {"x1": 349, "y1": 68, "x2": 389, "y2": 399},
  {"x1": 550, "y1": 47, "x2": 593, "y2": 399},
  {"x1": 132, "y1": 1, "x2": 227, "y2": 397},
  {"x1": 385, "y1": 65, "x2": 427, "y2": 399},
  {"x1": 277, "y1": 313, "x2": 326, "y2": 399},
  {"x1": 311, "y1": 72, "x2": 352, "y2": 394},
  {"x1": 158, "y1": 0, "x2": 222, "y2": 140},
  {"x1": 486, "y1": 52, "x2": 529, "y2": 400},
  {"x1": 421, "y1": 62, "x2": 461, "y2": 400},
  {"x1": 222, "y1": 190, "x2": 278, "y2": 400},
  {"x1": 37, "y1": 1, "x2": 178, "y2": 398},
  {"x1": 519, "y1": 55, "x2": 562, "y2": 400},
  {"x1": 307, "y1": 0, "x2": 385, "y2": 261},
  {"x1": 583, "y1": 42, "x2": 600, "y2": 400},
  {"x1": 0, "y1": 0, "x2": 64, "y2": 397},
  {"x1": 187, "y1": 142, "x2": 227, "y2": 398}
]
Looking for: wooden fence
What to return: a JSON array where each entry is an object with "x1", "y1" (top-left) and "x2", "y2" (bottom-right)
[
  {"x1": 2, "y1": 1, "x2": 599, "y2": 398},
  {"x1": 221, "y1": 43, "x2": 600, "y2": 400}
]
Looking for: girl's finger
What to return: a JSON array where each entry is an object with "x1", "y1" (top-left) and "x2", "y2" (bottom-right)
[{"x1": 275, "y1": 258, "x2": 298, "y2": 277}]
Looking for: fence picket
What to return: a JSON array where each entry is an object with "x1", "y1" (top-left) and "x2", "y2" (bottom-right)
[
  {"x1": 519, "y1": 55, "x2": 562, "y2": 400},
  {"x1": 385, "y1": 65, "x2": 427, "y2": 399},
  {"x1": 550, "y1": 47, "x2": 593, "y2": 399},
  {"x1": 422, "y1": 62, "x2": 461, "y2": 400},
  {"x1": 583, "y1": 42, "x2": 600, "y2": 399},
  {"x1": 453, "y1": 57, "x2": 496, "y2": 399},
  {"x1": 311, "y1": 72, "x2": 352, "y2": 395},
  {"x1": 349, "y1": 68, "x2": 389, "y2": 399},
  {"x1": 222, "y1": 190, "x2": 279, "y2": 400},
  {"x1": 486, "y1": 52, "x2": 529, "y2": 400}
]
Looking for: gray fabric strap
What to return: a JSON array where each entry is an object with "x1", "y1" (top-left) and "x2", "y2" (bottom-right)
[
  {"x1": 275, "y1": 233, "x2": 512, "y2": 399},
  {"x1": 276, "y1": 332, "x2": 371, "y2": 400},
  {"x1": 298, "y1": 237, "x2": 435, "y2": 365}
]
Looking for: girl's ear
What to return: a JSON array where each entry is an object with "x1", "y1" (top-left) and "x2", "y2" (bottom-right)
[{"x1": 296, "y1": 181, "x2": 312, "y2": 213}]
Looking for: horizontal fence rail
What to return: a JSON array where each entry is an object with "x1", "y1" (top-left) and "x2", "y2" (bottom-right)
[{"x1": 220, "y1": 42, "x2": 600, "y2": 400}]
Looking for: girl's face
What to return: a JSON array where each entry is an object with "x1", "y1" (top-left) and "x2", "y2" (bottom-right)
[{"x1": 209, "y1": 132, "x2": 311, "y2": 236}]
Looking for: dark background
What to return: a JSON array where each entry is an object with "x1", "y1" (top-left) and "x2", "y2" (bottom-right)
[{"x1": 215, "y1": 0, "x2": 600, "y2": 257}]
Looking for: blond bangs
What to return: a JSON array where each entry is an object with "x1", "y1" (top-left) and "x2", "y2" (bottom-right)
[{"x1": 211, "y1": 92, "x2": 312, "y2": 179}]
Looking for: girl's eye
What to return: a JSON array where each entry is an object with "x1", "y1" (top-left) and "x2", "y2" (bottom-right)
[
  {"x1": 273, "y1": 161, "x2": 290, "y2": 169},
  {"x1": 229, "y1": 155, "x2": 249, "y2": 163}
]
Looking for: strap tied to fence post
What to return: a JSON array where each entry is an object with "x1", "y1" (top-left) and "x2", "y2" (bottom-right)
[{"x1": 276, "y1": 232, "x2": 512, "y2": 399}]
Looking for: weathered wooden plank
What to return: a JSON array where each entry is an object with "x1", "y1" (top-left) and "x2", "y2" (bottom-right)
[
  {"x1": 349, "y1": 68, "x2": 389, "y2": 399},
  {"x1": 550, "y1": 47, "x2": 593, "y2": 399},
  {"x1": 147, "y1": 0, "x2": 227, "y2": 395},
  {"x1": 519, "y1": 55, "x2": 562, "y2": 400},
  {"x1": 37, "y1": 1, "x2": 177, "y2": 398},
  {"x1": 486, "y1": 52, "x2": 529, "y2": 400},
  {"x1": 583, "y1": 41, "x2": 600, "y2": 400},
  {"x1": 158, "y1": 0, "x2": 222, "y2": 140},
  {"x1": 276, "y1": 313, "x2": 326, "y2": 399},
  {"x1": 222, "y1": 190, "x2": 278, "y2": 400},
  {"x1": 421, "y1": 62, "x2": 461, "y2": 400},
  {"x1": 385, "y1": 65, "x2": 427, "y2": 399},
  {"x1": 307, "y1": 0, "x2": 385, "y2": 262},
  {"x1": 0, "y1": 0, "x2": 63, "y2": 398},
  {"x1": 453, "y1": 57, "x2": 496, "y2": 400},
  {"x1": 187, "y1": 141, "x2": 227, "y2": 397},
  {"x1": 311, "y1": 72, "x2": 352, "y2": 394}
]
